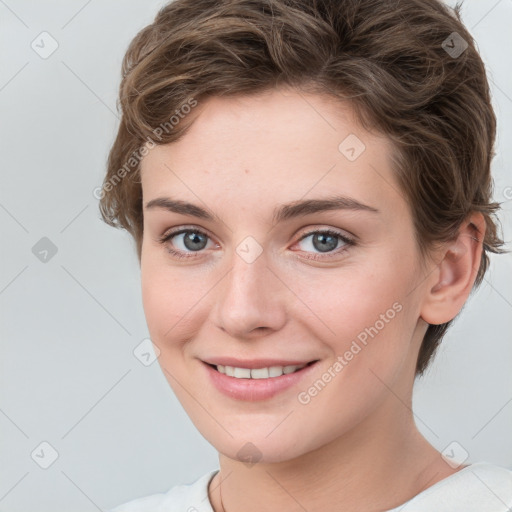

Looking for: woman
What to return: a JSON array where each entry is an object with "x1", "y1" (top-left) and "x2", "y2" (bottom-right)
[{"x1": 101, "y1": 0, "x2": 511, "y2": 510}]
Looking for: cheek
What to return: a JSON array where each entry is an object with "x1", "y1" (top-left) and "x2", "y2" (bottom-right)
[
  {"x1": 140, "y1": 252, "x2": 220, "y2": 368},
  {"x1": 290, "y1": 259, "x2": 418, "y2": 382},
  {"x1": 294, "y1": 261, "x2": 407, "y2": 337},
  {"x1": 140, "y1": 258, "x2": 198, "y2": 345}
]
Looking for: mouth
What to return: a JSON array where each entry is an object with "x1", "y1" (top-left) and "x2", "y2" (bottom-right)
[
  {"x1": 206, "y1": 360, "x2": 318, "y2": 379},
  {"x1": 202, "y1": 359, "x2": 320, "y2": 401}
]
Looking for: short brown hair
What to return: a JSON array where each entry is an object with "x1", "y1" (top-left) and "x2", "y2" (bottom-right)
[{"x1": 99, "y1": 0, "x2": 506, "y2": 375}]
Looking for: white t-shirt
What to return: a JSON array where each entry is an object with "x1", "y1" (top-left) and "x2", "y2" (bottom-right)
[{"x1": 109, "y1": 462, "x2": 512, "y2": 512}]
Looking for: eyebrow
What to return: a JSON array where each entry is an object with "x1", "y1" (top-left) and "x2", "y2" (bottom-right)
[{"x1": 144, "y1": 195, "x2": 379, "y2": 224}]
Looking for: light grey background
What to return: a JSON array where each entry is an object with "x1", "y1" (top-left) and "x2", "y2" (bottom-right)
[{"x1": 0, "y1": 1, "x2": 511, "y2": 510}]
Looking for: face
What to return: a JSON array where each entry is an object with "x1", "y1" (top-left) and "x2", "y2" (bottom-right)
[{"x1": 139, "y1": 87, "x2": 430, "y2": 464}]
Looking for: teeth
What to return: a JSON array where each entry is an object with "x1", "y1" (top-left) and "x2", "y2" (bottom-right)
[
  {"x1": 250, "y1": 367, "x2": 269, "y2": 379},
  {"x1": 268, "y1": 366, "x2": 283, "y2": 377},
  {"x1": 216, "y1": 364, "x2": 307, "y2": 379},
  {"x1": 233, "y1": 367, "x2": 251, "y2": 378}
]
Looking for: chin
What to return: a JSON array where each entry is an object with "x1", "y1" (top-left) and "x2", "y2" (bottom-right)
[
  {"x1": 216, "y1": 439, "x2": 307, "y2": 465},
  {"x1": 202, "y1": 421, "x2": 333, "y2": 467}
]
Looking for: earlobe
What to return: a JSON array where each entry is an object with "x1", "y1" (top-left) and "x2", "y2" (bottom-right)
[{"x1": 420, "y1": 213, "x2": 485, "y2": 325}]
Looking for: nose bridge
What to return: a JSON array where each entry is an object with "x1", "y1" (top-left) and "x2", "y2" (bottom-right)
[{"x1": 212, "y1": 239, "x2": 286, "y2": 336}]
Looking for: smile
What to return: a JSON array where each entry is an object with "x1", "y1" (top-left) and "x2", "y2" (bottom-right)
[
  {"x1": 214, "y1": 363, "x2": 310, "y2": 379},
  {"x1": 203, "y1": 360, "x2": 319, "y2": 401}
]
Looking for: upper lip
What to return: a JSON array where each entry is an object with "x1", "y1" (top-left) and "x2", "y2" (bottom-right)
[{"x1": 202, "y1": 357, "x2": 318, "y2": 369}]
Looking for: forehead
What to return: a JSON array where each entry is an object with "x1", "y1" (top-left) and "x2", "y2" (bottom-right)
[{"x1": 140, "y1": 88, "x2": 405, "y2": 218}]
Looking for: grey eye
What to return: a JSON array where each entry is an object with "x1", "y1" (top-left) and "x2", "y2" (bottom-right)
[{"x1": 175, "y1": 231, "x2": 209, "y2": 252}]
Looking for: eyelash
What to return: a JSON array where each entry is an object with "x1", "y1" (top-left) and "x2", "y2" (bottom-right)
[{"x1": 157, "y1": 227, "x2": 356, "y2": 261}]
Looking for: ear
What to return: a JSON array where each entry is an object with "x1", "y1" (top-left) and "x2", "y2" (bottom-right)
[{"x1": 420, "y1": 212, "x2": 486, "y2": 325}]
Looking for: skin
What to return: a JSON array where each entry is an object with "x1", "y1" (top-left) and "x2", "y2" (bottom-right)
[{"x1": 139, "y1": 87, "x2": 485, "y2": 511}]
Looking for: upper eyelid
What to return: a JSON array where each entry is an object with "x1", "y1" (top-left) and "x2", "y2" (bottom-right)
[
  {"x1": 159, "y1": 225, "x2": 213, "y2": 241},
  {"x1": 297, "y1": 228, "x2": 354, "y2": 242},
  {"x1": 159, "y1": 225, "x2": 354, "y2": 246}
]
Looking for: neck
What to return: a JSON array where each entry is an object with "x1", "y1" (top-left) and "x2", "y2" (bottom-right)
[{"x1": 209, "y1": 397, "x2": 457, "y2": 512}]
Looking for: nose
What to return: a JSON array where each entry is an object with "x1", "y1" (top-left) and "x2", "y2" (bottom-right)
[{"x1": 211, "y1": 244, "x2": 288, "y2": 339}]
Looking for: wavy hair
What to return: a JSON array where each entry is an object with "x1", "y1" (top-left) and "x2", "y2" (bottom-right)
[{"x1": 99, "y1": 0, "x2": 506, "y2": 375}]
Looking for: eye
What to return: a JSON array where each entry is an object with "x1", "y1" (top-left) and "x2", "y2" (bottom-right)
[
  {"x1": 294, "y1": 228, "x2": 355, "y2": 260},
  {"x1": 157, "y1": 226, "x2": 355, "y2": 261},
  {"x1": 158, "y1": 228, "x2": 216, "y2": 259}
]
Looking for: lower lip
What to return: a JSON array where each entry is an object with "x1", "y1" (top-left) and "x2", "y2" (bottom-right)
[{"x1": 203, "y1": 361, "x2": 319, "y2": 401}]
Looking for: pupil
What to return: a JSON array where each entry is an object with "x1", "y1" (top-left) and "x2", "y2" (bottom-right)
[
  {"x1": 184, "y1": 232, "x2": 207, "y2": 251},
  {"x1": 313, "y1": 233, "x2": 337, "y2": 253}
]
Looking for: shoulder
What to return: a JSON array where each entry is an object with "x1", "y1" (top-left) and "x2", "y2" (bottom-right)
[
  {"x1": 388, "y1": 462, "x2": 512, "y2": 511},
  {"x1": 108, "y1": 470, "x2": 219, "y2": 512}
]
